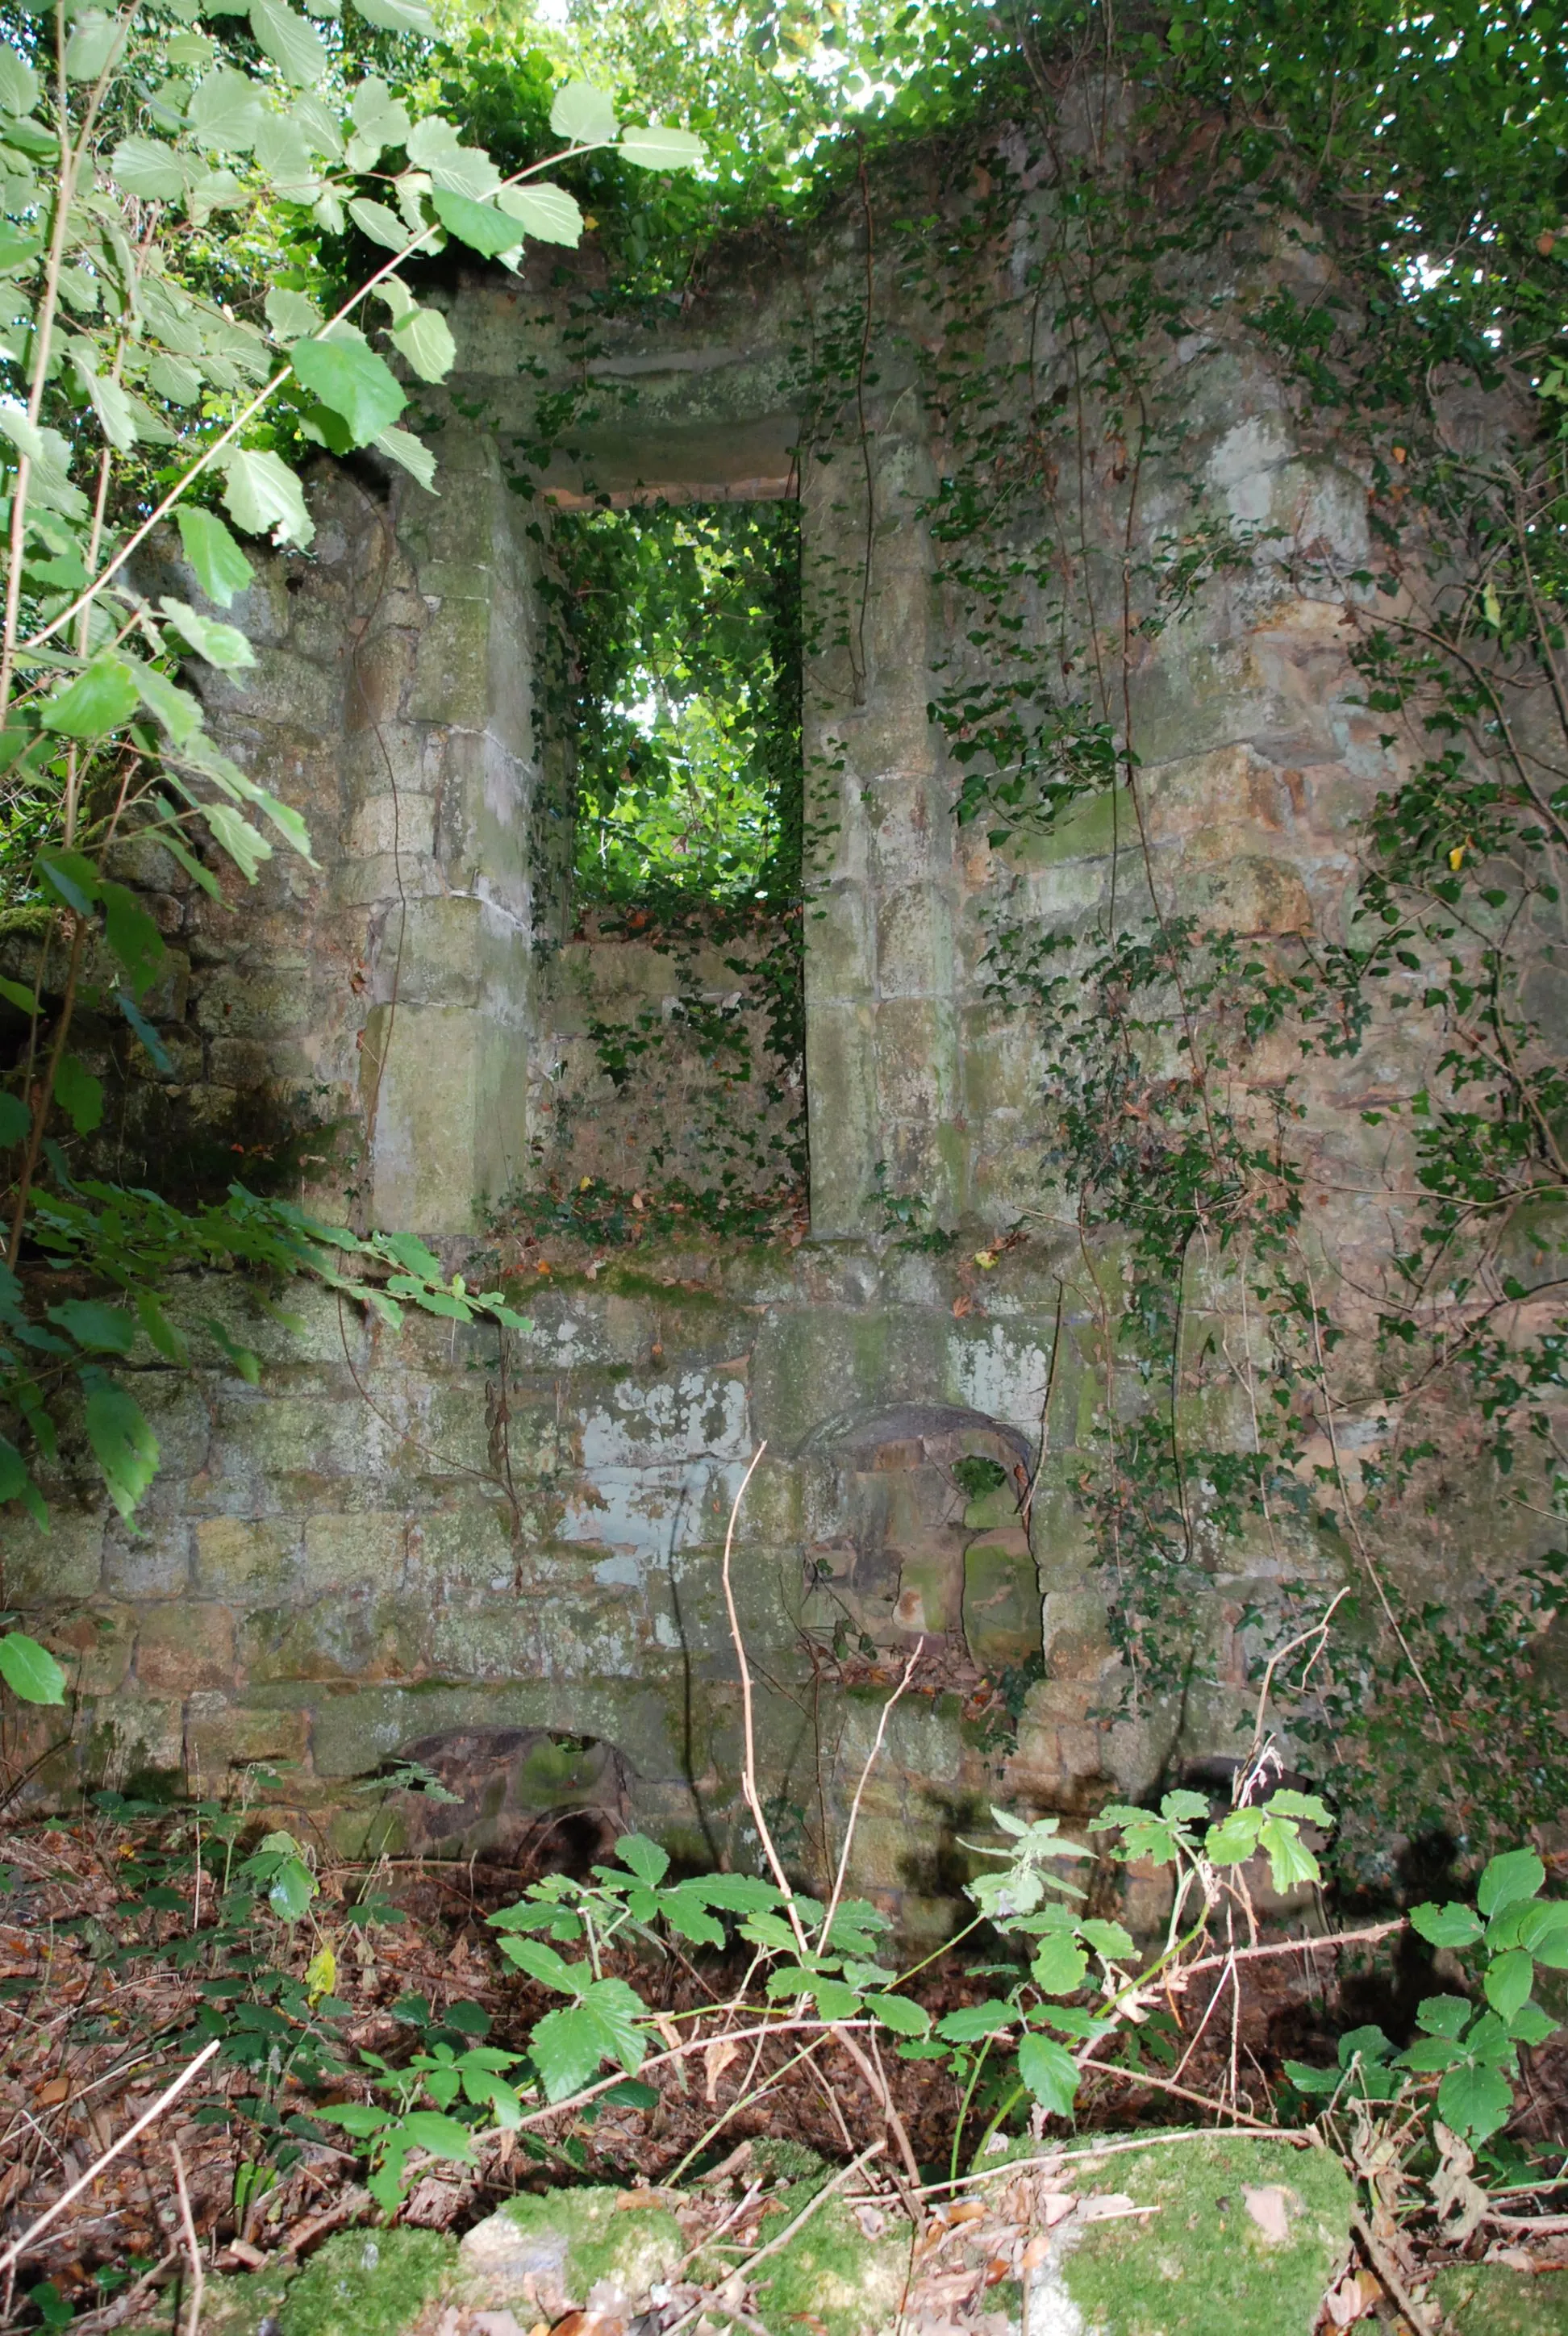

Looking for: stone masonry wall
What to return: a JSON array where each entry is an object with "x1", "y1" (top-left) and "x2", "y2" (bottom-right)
[{"x1": 2, "y1": 96, "x2": 1537, "y2": 1925}]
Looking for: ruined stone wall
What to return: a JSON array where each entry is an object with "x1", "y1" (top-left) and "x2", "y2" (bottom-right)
[{"x1": 3, "y1": 105, "x2": 1508, "y2": 1925}]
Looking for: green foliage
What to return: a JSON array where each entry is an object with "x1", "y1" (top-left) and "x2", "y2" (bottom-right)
[
  {"x1": 0, "y1": 6, "x2": 699, "y2": 1530},
  {"x1": 547, "y1": 501, "x2": 803, "y2": 906}
]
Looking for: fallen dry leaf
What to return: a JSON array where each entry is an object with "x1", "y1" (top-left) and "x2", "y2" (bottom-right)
[
  {"x1": 35, "y1": 2076, "x2": 69, "y2": 2106},
  {"x1": 1323, "y1": 2268, "x2": 1378, "y2": 2326},
  {"x1": 704, "y1": 2035, "x2": 744, "y2": 2104},
  {"x1": 1242, "y1": 2184, "x2": 1295, "y2": 2245}
]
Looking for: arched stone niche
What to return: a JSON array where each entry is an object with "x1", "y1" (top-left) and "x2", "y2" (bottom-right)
[{"x1": 800, "y1": 1404, "x2": 1040, "y2": 1678}]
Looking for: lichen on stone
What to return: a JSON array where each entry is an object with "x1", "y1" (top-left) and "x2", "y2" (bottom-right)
[{"x1": 460, "y1": 2184, "x2": 683, "y2": 2316}]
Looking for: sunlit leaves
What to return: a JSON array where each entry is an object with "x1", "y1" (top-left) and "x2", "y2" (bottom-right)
[
  {"x1": 429, "y1": 187, "x2": 519, "y2": 258},
  {"x1": 619, "y1": 124, "x2": 707, "y2": 171},
  {"x1": 109, "y1": 136, "x2": 185, "y2": 200},
  {"x1": 550, "y1": 81, "x2": 619, "y2": 145},
  {"x1": 175, "y1": 507, "x2": 256, "y2": 608},
  {"x1": 219, "y1": 447, "x2": 315, "y2": 548},
  {"x1": 82, "y1": 1380, "x2": 159, "y2": 1519},
  {"x1": 290, "y1": 332, "x2": 406, "y2": 445},
  {"x1": 248, "y1": 0, "x2": 327, "y2": 88},
  {"x1": 41, "y1": 653, "x2": 139, "y2": 737},
  {"x1": 497, "y1": 183, "x2": 582, "y2": 248}
]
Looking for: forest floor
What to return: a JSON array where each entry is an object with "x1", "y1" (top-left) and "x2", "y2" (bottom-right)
[{"x1": 0, "y1": 1811, "x2": 1565, "y2": 2334}]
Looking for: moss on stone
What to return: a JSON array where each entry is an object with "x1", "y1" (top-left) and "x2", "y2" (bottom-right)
[
  {"x1": 161, "y1": 2260, "x2": 294, "y2": 2336},
  {"x1": 477, "y1": 2185, "x2": 683, "y2": 2306},
  {"x1": 1430, "y1": 2263, "x2": 1568, "y2": 2334},
  {"x1": 740, "y1": 2162, "x2": 906, "y2": 2336},
  {"x1": 1057, "y1": 2134, "x2": 1353, "y2": 2336},
  {"x1": 278, "y1": 2227, "x2": 455, "y2": 2336}
]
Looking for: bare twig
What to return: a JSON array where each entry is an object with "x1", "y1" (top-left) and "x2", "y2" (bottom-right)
[
  {"x1": 1351, "y1": 2211, "x2": 1436, "y2": 2336},
  {"x1": 664, "y1": 2142, "x2": 885, "y2": 2336},
  {"x1": 819, "y1": 1639, "x2": 923, "y2": 1950},
  {"x1": 169, "y1": 2143, "x2": 203, "y2": 2336}
]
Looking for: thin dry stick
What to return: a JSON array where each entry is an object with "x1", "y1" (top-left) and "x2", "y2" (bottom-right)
[
  {"x1": 169, "y1": 2143, "x2": 203, "y2": 2336},
  {"x1": 1351, "y1": 2211, "x2": 1436, "y2": 2336},
  {"x1": 1180, "y1": 1917, "x2": 1405, "y2": 1981},
  {"x1": 0, "y1": 2038, "x2": 221, "y2": 2278},
  {"x1": 664, "y1": 2142, "x2": 885, "y2": 2336},
  {"x1": 818, "y1": 1638, "x2": 924, "y2": 1950},
  {"x1": 1075, "y1": 2054, "x2": 1278, "y2": 2130}
]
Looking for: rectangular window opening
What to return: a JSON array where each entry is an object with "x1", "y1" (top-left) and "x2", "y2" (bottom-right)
[{"x1": 535, "y1": 496, "x2": 807, "y2": 1236}]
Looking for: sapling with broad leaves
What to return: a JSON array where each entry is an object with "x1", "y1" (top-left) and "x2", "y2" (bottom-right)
[{"x1": 0, "y1": 3, "x2": 703, "y2": 1526}]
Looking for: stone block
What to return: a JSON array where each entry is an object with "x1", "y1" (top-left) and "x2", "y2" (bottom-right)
[
  {"x1": 2, "y1": 1511, "x2": 104, "y2": 1603},
  {"x1": 194, "y1": 1514, "x2": 303, "y2": 1597},
  {"x1": 302, "y1": 1511, "x2": 407, "y2": 1593},
  {"x1": 184, "y1": 1692, "x2": 311, "y2": 1778},
  {"x1": 1044, "y1": 1587, "x2": 1113, "y2": 1677},
  {"x1": 240, "y1": 1594, "x2": 427, "y2": 1683},
  {"x1": 46, "y1": 1602, "x2": 136, "y2": 1695},
  {"x1": 409, "y1": 1506, "x2": 515, "y2": 1591},
  {"x1": 962, "y1": 1536, "x2": 1041, "y2": 1671},
  {"x1": 136, "y1": 1602, "x2": 236, "y2": 1694},
  {"x1": 102, "y1": 1519, "x2": 191, "y2": 1598}
]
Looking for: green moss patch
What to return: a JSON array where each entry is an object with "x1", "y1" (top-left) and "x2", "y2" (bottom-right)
[
  {"x1": 1430, "y1": 2263, "x2": 1568, "y2": 2334},
  {"x1": 744, "y1": 2172, "x2": 906, "y2": 2336},
  {"x1": 474, "y1": 2187, "x2": 683, "y2": 2307},
  {"x1": 278, "y1": 2228, "x2": 455, "y2": 2336},
  {"x1": 1058, "y1": 2134, "x2": 1353, "y2": 2336}
]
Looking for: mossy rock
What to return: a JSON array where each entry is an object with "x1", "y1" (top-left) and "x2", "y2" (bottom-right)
[
  {"x1": 277, "y1": 2228, "x2": 456, "y2": 2336},
  {"x1": 1430, "y1": 2263, "x2": 1568, "y2": 2334},
  {"x1": 460, "y1": 2185, "x2": 683, "y2": 2314},
  {"x1": 741, "y1": 2171, "x2": 907, "y2": 2336},
  {"x1": 1055, "y1": 2134, "x2": 1353, "y2": 2336},
  {"x1": 140, "y1": 2260, "x2": 295, "y2": 2336}
]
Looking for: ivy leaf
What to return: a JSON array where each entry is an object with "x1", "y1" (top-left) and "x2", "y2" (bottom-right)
[
  {"x1": 83, "y1": 1382, "x2": 160, "y2": 1520},
  {"x1": 1436, "y1": 2060, "x2": 1513, "y2": 2142},
  {"x1": 1016, "y1": 2030, "x2": 1080, "y2": 2118},
  {"x1": 373, "y1": 427, "x2": 437, "y2": 492},
  {"x1": 549, "y1": 81, "x2": 618, "y2": 144},
  {"x1": 219, "y1": 449, "x2": 315, "y2": 549},
  {"x1": 618, "y1": 125, "x2": 707, "y2": 172},
  {"x1": 41, "y1": 653, "x2": 139, "y2": 738},
  {"x1": 496, "y1": 183, "x2": 582, "y2": 247},
  {"x1": 0, "y1": 1630, "x2": 65, "y2": 1705},
  {"x1": 48, "y1": 1299, "x2": 135, "y2": 1353},
  {"x1": 54, "y1": 1054, "x2": 103, "y2": 1136},
  {"x1": 1411, "y1": 1900, "x2": 1485, "y2": 1950},
  {"x1": 290, "y1": 335, "x2": 406, "y2": 446},
  {"x1": 248, "y1": 0, "x2": 326, "y2": 86}
]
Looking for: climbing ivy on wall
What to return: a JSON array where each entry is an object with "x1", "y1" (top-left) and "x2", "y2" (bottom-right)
[{"x1": 486, "y1": 0, "x2": 1568, "y2": 1870}]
